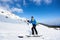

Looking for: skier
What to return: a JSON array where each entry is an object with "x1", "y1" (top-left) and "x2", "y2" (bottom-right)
[{"x1": 27, "y1": 16, "x2": 38, "y2": 35}]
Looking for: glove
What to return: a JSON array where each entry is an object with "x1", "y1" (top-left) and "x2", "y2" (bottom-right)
[{"x1": 27, "y1": 20, "x2": 29, "y2": 22}]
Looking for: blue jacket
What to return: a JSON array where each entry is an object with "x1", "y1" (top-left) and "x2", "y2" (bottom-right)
[{"x1": 29, "y1": 19, "x2": 37, "y2": 25}]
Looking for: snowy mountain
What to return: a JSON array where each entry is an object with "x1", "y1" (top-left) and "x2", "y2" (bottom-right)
[
  {"x1": 0, "y1": 8, "x2": 60, "y2": 40},
  {"x1": 0, "y1": 8, "x2": 27, "y2": 23}
]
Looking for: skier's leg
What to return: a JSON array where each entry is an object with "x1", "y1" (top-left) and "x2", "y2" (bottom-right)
[
  {"x1": 34, "y1": 27, "x2": 38, "y2": 35},
  {"x1": 31, "y1": 27, "x2": 34, "y2": 35},
  {"x1": 33, "y1": 25, "x2": 38, "y2": 35}
]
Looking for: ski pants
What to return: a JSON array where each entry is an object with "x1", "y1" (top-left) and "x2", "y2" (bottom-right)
[{"x1": 31, "y1": 24, "x2": 38, "y2": 35}]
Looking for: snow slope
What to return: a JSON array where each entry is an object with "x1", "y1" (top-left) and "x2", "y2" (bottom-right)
[
  {"x1": 0, "y1": 8, "x2": 27, "y2": 23},
  {"x1": 0, "y1": 22, "x2": 60, "y2": 40},
  {"x1": 0, "y1": 8, "x2": 60, "y2": 40}
]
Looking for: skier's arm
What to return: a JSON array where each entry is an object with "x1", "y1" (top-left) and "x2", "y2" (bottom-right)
[{"x1": 27, "y1": 20, "x2": 32, "y2": 23}]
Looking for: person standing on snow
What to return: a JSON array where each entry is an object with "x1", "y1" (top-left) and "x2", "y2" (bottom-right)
[{"x1": 27, "y1": 16, "x2": 38, "y2": 35}]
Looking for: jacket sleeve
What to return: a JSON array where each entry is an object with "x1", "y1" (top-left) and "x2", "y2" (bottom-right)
[{"x1": 34, "y1": 20, "x2": 37, "y2": 24}]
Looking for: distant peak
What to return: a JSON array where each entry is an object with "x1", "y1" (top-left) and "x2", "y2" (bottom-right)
[{"x1": 0, "y1": 8, "x2": 27, "y2": 21}]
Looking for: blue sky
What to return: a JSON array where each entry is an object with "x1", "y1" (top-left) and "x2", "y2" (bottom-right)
[{"x1": 0, "y1": 0, "x2": 60, "y2": 25}]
